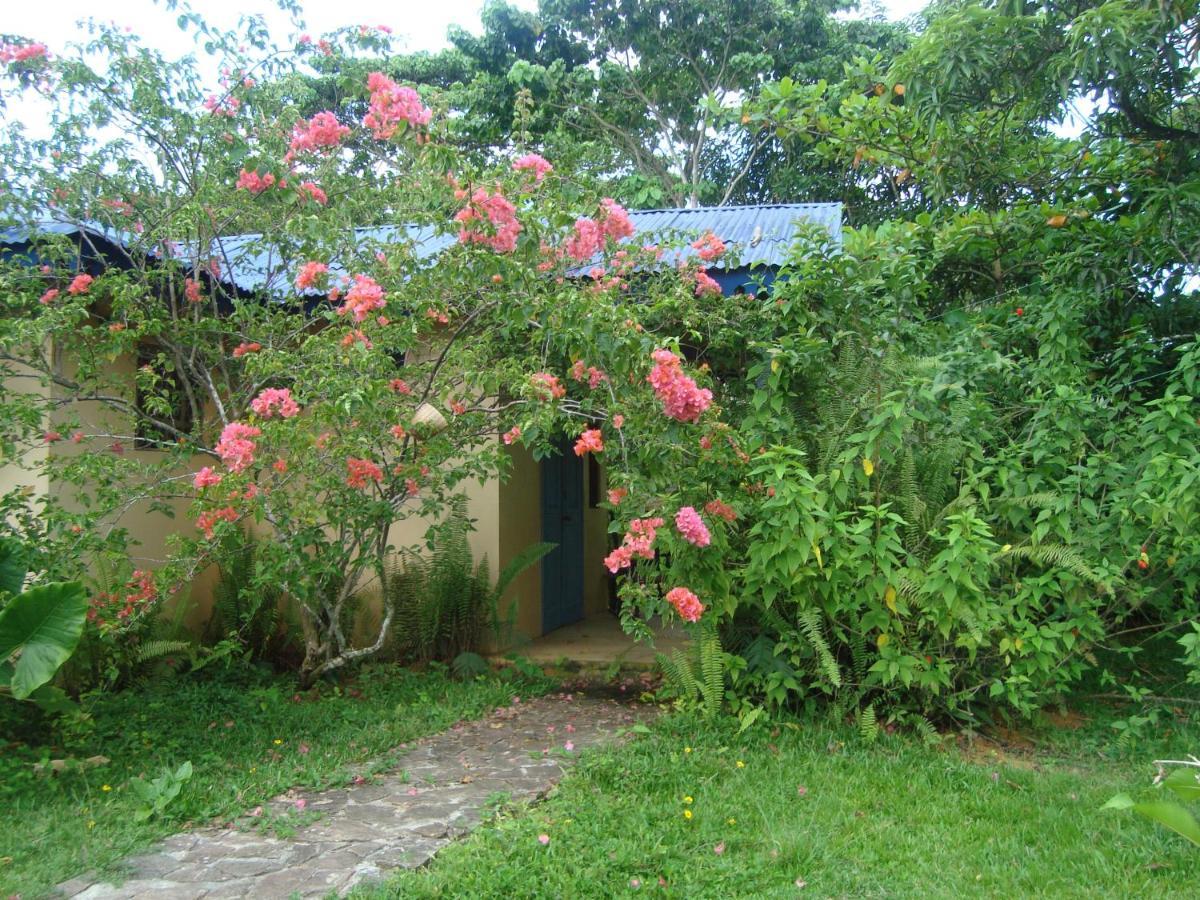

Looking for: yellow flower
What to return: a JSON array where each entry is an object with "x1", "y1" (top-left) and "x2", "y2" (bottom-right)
[
  {"x1": 683, "y1": 796, "x2": 693, "y2": 805},
  {"x1": 87, "y1": 820, "x2": 96, "y2": 829},
  {"x1": 273, "y1": 739, "x2": 282, "y2": 745},
  {"x1": 683, "y1": 809, "x2": 693, "y2": 820},
  {"x1": 736, "y1": 760, "x2": 745, "y2": 769},
  {"x1": 684, "y1": 747, "x2": 692, "y2": 754},
  {"x1": 727, "y1": 817, "x2": 737, "y2": 825},
  {"x1": 101, "y1": 784, "x2": 112, "y2": 792}
]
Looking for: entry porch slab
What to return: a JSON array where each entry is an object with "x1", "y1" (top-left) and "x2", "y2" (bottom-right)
[{"x1": 519, "y1": 614, "x2": 689, "y2": 669}]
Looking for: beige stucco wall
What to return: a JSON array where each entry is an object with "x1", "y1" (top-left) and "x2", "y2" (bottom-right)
[
  {"x1": 1, "y1": 355, "x2": 52, "y2": 522},
  {"x1": 582, "y1": 457, "x2": 610, "y2": 618},
  {"x1": 497, "y1": 444, "x2": 543, "y2": 645}
]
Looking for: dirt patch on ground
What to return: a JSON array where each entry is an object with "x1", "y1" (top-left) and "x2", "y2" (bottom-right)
[{"x1": 957, "y1": 733, "x2": 1043, "y2": 771}]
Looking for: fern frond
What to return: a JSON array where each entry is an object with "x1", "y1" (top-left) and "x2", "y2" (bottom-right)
[
  {"x1": 858, "y1": 703, "x2": 879, "y2": 744},
  {"x1": 1000, "y1": 543, "x2": 1109, "y2": 591},
  {"x1": 699, "y1": 621, "x2": 725, "y2": 717},
  {"x1": 799, "y1": 608, "x2": 842, "y2": 688},
  {"x1": 135, "y1": 639, "x2": 193, "y2": 665}
]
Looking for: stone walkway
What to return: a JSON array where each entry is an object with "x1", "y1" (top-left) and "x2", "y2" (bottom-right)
[{"x1": 58, "y1": 693, "x2": 654, "y2": 899}]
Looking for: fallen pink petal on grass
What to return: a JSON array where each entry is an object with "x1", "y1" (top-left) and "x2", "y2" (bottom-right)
[{"x1": 538, "y1": 833, "x2": 550, "y2": 845}]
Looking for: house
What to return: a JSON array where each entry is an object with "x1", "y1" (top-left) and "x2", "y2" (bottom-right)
[{"x1": 1, "y1": 203, "x2": 842, "y2": 649}]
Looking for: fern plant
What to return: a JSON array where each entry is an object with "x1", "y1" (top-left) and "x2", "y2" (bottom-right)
[
  {"x1": 387, "y1": 496, "x2": 553, "y2": 665},
  {"x1": 657, "y1": 619, "x2": 726, "y2": 716},
  {"x1": 206, "y1": 538, "x2": 292, "y2": 664}
]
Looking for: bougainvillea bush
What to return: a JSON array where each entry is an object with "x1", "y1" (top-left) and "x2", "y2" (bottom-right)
[{"x1": 0, "y1": 16, "x2": 739, "y2": 688}]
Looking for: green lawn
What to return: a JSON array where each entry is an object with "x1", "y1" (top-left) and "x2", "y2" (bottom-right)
[
  {"x1": 0, "y1": 664, "x2": 548, "y2": 898},
  {"x1": 363, "y1": 701, "x2": 1200, "y2": 899}
]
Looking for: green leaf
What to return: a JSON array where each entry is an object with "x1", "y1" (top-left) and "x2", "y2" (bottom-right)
[
  {"x1": 0, "y1": 537, "x2": 26, "y2": 598},
  {"x1": 1163, "y1": 767, "x2": 1200, "y2": 802},
  {"x1": 493, "y1": 541, "x2": 556, "y2": 602},
  {"x1": 1133, "y1": 800, "x2": 1200, "y2": 847},
  {"x1": 1101, "y1": 793, "x2": 1135, "y2": 810},
  {"x1": 0, "y1": 581, "x2": 87, "y2": 699}
]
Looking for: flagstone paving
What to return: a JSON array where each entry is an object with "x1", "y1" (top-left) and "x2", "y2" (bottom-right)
[{"x1": 57, "y1": 693, "x2": 654, "y2": 899}]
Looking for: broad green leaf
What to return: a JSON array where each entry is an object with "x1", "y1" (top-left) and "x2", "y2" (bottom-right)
[
  {"x1": 0, "y1": 581, "x2": 87, "y2": 699},
  {"x1": 1163, "y1": 767, "x2": 1200, "y2": 802},
  {"x1": 1133, "y1": 800, "x2": 1200, "y2": 847}
]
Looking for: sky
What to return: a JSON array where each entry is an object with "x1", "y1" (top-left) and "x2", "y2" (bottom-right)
[{"x1": 3, "y1": 0, "x2": 930, "y2": 62}]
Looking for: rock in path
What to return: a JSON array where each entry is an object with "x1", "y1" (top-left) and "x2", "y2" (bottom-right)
[{"x1": 57, "y1": 693, "x2": 654, "y2": 899}]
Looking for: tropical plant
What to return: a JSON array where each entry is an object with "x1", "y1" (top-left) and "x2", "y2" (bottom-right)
[{"x1": 0, "y1": 537, "x2": 86, "y2": 701}]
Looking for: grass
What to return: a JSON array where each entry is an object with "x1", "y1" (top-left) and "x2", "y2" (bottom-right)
[
  {"x1": 360, "y1": 700, "x2": 1200, "y2": 899},
  {"x1": 0, "y1": 662, "x2": 549, "y2": 897}
]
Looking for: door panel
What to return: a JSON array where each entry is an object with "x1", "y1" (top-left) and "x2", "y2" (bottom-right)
[{"x1": 541, "y1": 447, "x2": 585, "y2": 633}]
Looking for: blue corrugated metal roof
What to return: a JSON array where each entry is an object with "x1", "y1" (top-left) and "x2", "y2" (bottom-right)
[
  {"x1": 3, "y1": 203, "x2": 841, "y2": 295},
  {"x1": 624, "y1": 203, "x2": 842, "y2": 268}
]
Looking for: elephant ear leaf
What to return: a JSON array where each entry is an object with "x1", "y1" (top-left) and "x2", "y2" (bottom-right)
[
  {"x1": 0, "y1": 581, "x2": 87, "y2": 699},
  {"x1": 0, "y1": 537, "x2": 26, "y2": 599}
]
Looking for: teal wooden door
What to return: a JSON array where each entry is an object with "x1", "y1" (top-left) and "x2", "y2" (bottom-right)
[{"x1": 541, "y1": 447, "x2": 585, "y2": 633}]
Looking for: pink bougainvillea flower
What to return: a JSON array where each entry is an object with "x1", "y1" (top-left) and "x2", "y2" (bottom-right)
[
  {"x1": 341, "y1": 329, "x2": 372, "y2": 349},
  {"x1": 665, "y1": 586, "x2": 705, "y2": 622},
  {"x1": 538, "y1": 834, "x2": 550, "y2": 846},
  {"x1": 338, "y1": 274, "x2": 385, "y2": 322},
  {"x1": 603, "y1": 517, "x2": 665, "y2": 573},
  {"x1": 193, "y1": 466, "x2": 223, "y2": 489},
  {"x1": 345, "y1": 456, "x2": 383, "y2": 489},
  {"x1": 0, "y1": 42, "x2": 49, "y2": 65},
  {"x1": 502, "y1": 426, "x2": 521, "y2": 445},
  {"x1": 39, "y1": 288, "x2": 59, "y2": 305},
  {"x1": 67, "y1": 274, "x2": 94, "y2": 295},
  {"x1": 691, "y1": 231, "x2": 726, "y2": 261},
  {"x1": 295, "y1": 261, "x2": 329, "y2": 291},
  {"x1": 389, "y1": 378, "x2": 412, "y2": 395},
  {"x1": 694, "y1": 267, "x2": 722, "y2": 297},
  {"x1": 232, "y1": 341, "x2": 262, "y2": 358},
  {"x1": 675, "y1": 506, "x2": 711, "y2": 547},
  {"x1": 298, "y1": 181, "x2": 328, "y2": 206},
  {"x1": 647, "y1": 349, "x2": 712, "y2": 423},
  {"x1": 564, "y1": 216, "x2": 603, "y2": 261},
  {"x1": 288, "y1": 111, "x2": 350, "y2": 156},
  {"x1": 530, "y1": 372, "x2": 566, "y2": 401},
  {"x1": 184, "y1": 277, "x2": 202, "y2": 303},
  {"x1": 704, "y1": 499, "x2": 737, "y2": 522},
  {"x1": 598, "y1": 198, "x2": 635, "y2": 241},
  {"x1": 295, "y1": 798, "x2": 307, "y2": 811},
  {"x1": 455, "y1": 188, "x2": 522, "y2": 253},
  {"x1": 273, "y1": 458, "x2": 288, "y2": 474},
  {"x1": 607, "y1": 487, "x2": 627, "y2": 506},
  {"x1": 215, "y1": 422, "x2": 261, "y2": 472},
  {"x1": 235, "y1": 169, "x2": 276, "y2": 194},
  {"x1": 612, "y1": 414, "x2": 624, "y2": 428},
  {"x1": 43, "y1": 430, "x2": 62, "y2": 443},
  {"x1": 512, "y1": 152, "x2": 553, "y2": 182},
  {"x1": 250, "y1": 387, "x2": 300, "y2": 419},
  {"x1": 363, "y1": 71, "x2": 432, "y2": 138},
  {"x1": 196, "y1": 506, "x2": 238, "y2": 539},
  {"x1": 573, "y1": 428, "x2": 604, "y2": 457},
  {"x1": 564, "y1": 741, "x2": 575, "y2": 751}
]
